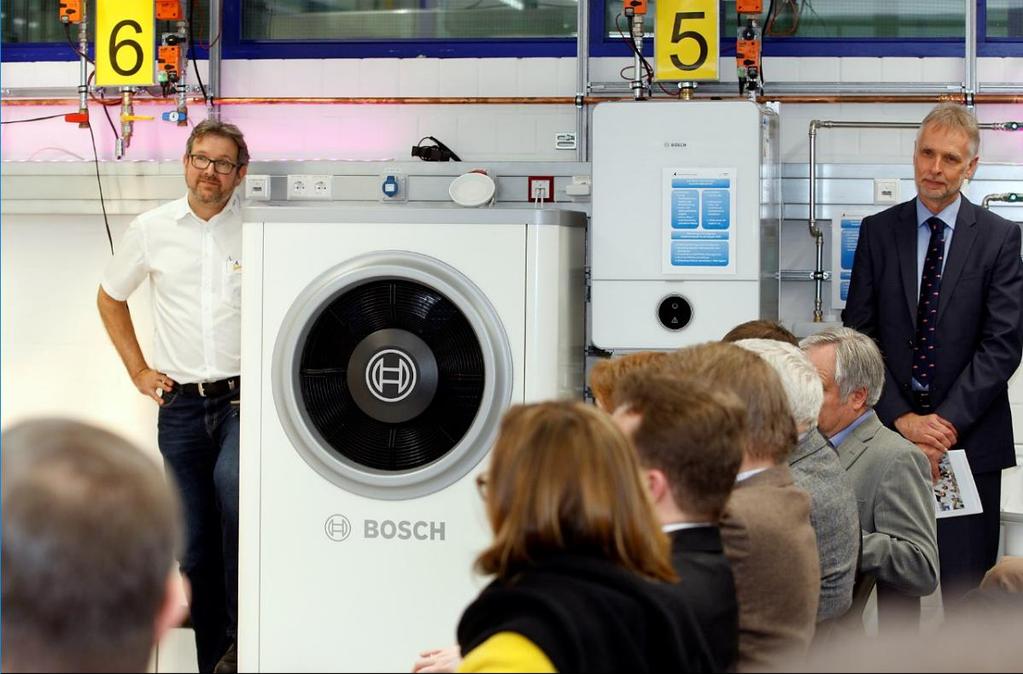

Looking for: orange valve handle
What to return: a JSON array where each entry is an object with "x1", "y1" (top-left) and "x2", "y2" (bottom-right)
[
  {"x1": 624, "y1": 0, "x2": 648, "y2": 15},
  {"x1": 58, "y1": 0, "x2": 82, "y2": 23},
  {"x1": 155, "y1": 0, "x2": 183, "y2": 21}
]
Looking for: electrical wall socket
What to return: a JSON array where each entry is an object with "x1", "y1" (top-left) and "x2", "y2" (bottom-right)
[
  {"x1": 528, "y1": 176, "x2": 555, "y2": 202},
  {"x1": 287, "y1": 174, "x2": 333, "y2": 200},
  {"x1": 379, "y1": 173, "x2": 407, "y2": 202},
  {"x1": 244, "y1": 174, "x2": 271, "y2": 201},
  {"x1": 874, "y1": 178, "x2": 900, "y2": 204}
]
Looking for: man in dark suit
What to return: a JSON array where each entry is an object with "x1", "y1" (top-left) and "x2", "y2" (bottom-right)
[
  {"x1": 843, "y1": 103, "x2": 1023, "y2": 601},
  {"x1": 613, "y1": 372, "x2": 744, "y2": 673}
]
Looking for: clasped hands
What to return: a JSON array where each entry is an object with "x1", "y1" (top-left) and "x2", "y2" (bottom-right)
[{"x1": 894, "y1": 412, "x2": 957, "y2": 482}]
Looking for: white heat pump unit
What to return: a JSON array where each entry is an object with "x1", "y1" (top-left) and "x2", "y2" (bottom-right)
[
  {"x1": 591, "y1": 100, "x2": 781, "y2": 349},
  {"x1": 238, "y1": 205, "x2": 585, "y2": 672}
]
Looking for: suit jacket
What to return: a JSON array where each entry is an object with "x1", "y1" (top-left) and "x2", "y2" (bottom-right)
[
  {"x1": 836, "y1": 410, "x2": 939, "y2": 598},
  {"x1": 790, "y1": 429, "x2": 859, "y2": 622},
  {"x1": 667, "y1": 526, "x2": 739, "y2": 673},
  {"x1": 720, "y1": 465, "x2": 820, "y2": 671},
  {"x1": 843, "y1": 196, "x2": 1023, "y2": 474}
]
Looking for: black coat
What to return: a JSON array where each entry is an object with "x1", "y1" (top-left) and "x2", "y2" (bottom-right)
[
  {"x1": 457, "y1": 551, "x2": 713, "y2": 673},
  {"x1": 667, "y1": 526, "x2": 739, "y2": 672}
]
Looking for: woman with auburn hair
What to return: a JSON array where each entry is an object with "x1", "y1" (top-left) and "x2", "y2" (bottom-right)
[
  {"x1": 452, "y1": 401, "x2": 707, "y2": 673},
  {"x1": 588, "y1": 351, "x2": 669, "y2": 411}
]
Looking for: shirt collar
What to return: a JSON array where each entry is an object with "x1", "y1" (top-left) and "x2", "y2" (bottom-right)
[
  {"x1": 175, "y1": 190, "x2": 242, "y2": 224},
  {"x1": 916, "y1": 194, "x2": 961, "y2": 231},
  {"x1": 828, "y1": 409, "x2": 872, "y2": 449},
  {"x1": 662, "y1": 522, "x2": 715, "y2": 533},
  {"x1": 736, "y1": 467, "x2": 769, "y2": 483}
]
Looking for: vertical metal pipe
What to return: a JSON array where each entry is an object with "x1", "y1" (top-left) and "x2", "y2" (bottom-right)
[
  {"x1": 576, "y1": 0, "x2": 589, "y2": 161},
  {"x1": 965, "y1": 0, "x2": 978, "y2": 109},
  {"x1": 77, "y1": 3, "x2": 89, "y2": 123},
  {"x1": 208, "y1": 0, "x2": 223, "y2": 119},
  {"x1": 631, "y1": 15, "x2": 645, "y2": 100},
  {"x1": 808, "y1": 121, "x2": 823, "y2": 322},
  {"x1": 118, "y1": 88, "x2": 134, "y2": 159},
  {"x1": 176, "y1": 20, "x2": 189, "y2": 125}
]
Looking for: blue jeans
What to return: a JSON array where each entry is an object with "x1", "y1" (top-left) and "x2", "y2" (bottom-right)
[{"x1": 158, "y1": 386, "x2": 239, "y2": 673}]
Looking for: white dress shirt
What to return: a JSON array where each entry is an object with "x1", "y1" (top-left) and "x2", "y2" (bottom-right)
[{"x1": 102, "y1": 193, "x2": 242, "y2": 384}]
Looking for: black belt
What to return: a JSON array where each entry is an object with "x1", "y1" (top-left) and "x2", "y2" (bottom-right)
[{"x1": 179, "y1": 377, "x2": 240, "y2": 398}]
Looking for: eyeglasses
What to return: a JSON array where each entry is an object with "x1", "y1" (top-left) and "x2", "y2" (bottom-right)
[
  {"x1": 475, "y1": 474, "x2": 488, "y2": 498},
  {"x1": 188, "y1": 154, "x2": 238, "y2": 175}
]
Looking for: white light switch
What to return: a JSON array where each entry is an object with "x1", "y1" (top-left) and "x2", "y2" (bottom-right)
[
  {"x1": 245, "y1": 175, "x2": 271, "y2": 201},
  {"x1": 874, "y1": 178, "x2": 900, "y2": 204}
]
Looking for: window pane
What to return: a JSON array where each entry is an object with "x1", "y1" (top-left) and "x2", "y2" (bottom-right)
[
  {"x1": 987, "y1": 0, "x2": 1023, "y2": 39},
  {"x1": 605, "y1": 0, "x2": 964, "y2": 40},
  {"x1": 1, "y1": 0, "x2": 208, "y2": 45},
  {"x1": 241, "y1": 0, "x2": 578, "y2": 41}
]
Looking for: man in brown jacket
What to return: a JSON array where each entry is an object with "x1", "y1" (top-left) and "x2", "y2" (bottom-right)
[{"x1": 665, "y1": 342, "x2": 820, "y2": 670}]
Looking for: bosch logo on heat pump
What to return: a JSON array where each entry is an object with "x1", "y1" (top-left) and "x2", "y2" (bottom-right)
[
  {"x1": 324, "y1": 514, "x2": 446, "y2": 542},
  {"x1": 324, "y1": 514, "x2": 352, "y2": 541},
  {"x1": 366, "y1": 349, "x2": 417, "y2": 402}
]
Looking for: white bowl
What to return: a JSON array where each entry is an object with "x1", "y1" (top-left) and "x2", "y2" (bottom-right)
[{"x1": 448, "y1": 172, "x2": 496, "y2": 208}]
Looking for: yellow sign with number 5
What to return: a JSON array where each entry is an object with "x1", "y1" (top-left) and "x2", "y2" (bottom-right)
[
  {"x1": 654, "y1": 0, "x2": 719, "y2": 81},
  {"x1": 95, "y1": 0, "x2": 154, "y2": 86}
]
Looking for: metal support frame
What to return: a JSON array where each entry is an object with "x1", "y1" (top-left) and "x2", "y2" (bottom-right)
[
  {"x1": 807, "y1": 119, "x2": 1022, "y2": 322},
  {"x1": 208, "y1": 0, "x2": 223, "y2": 119},
  {"x1": 576, "y1": 0, "x2": 589, "y2": 162}
]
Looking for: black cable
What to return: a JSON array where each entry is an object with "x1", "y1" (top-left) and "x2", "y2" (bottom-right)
[
  {"x1": 615, "y1": 13, "x2": 654, "y2": 88},
  {"x1": 59, "y1": 23, "x2": 113, "y2": 255},
  {"x1": 189, "y1": 0, "x2": 210, "y2": 105},
  {"x1": 1, "y1": 113, "x2": 71, "y2": 124},
  {"x1": 101, "y1": 99, "x2": 119, "y2": 139},
  {"x1": 63, "y1": 21, "x2": 94, "y2": 64},
  {"x1": 86, "y1": 120, "x2": 115, "y2": 256}
]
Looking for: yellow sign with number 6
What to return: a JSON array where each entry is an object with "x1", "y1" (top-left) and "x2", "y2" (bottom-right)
[
  {"x1": 654, "y1": 0, "x2": 719, "y2": 81},
  {"x1": 95, "y1": 0, "x2": 154, "y2": 86}
]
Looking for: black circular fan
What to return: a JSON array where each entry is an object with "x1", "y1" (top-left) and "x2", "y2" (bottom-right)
[{"x1": 298, "y1": 279, "x2": 485, "y2": 471}]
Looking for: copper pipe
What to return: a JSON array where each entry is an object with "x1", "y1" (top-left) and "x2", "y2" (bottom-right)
[
  {"x1": 4, "y1": 93, "x2": 1023, "y2": 107},
  {"x1": 216, "y1": 96, "x2": 582, "y2": 105},
  {"x1": 756, "y1": 94, "x2": 1023, "y2": 104},
  {"x1": 2, "y1": 97, "x2": 196, "y2": 106}
]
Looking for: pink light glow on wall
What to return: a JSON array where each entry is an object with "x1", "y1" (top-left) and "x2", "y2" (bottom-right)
[{"x1": 1, "y1": 103, "x2": 442, "y2": 162}]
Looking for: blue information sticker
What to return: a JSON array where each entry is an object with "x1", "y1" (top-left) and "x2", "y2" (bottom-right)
[
  {"x1": 671, "y1": 178, "x2": 731, "y2": 189},
  {"x1": 701, "y1": 189, "x2": 730, "y2": 230},
  {"x1": 671, "y1": 240, "x2": 729, "y2": 267},
  {"x1": 840, "y1": 219, "x2": 861, "y2": 270},
  {"x1": 671, "y1": 190, "x2": 700, "y2": 229},
  {"x1": 671, "y1": 230, "x2": 729, "y2": 240},
  {"x1": 840, "y1": 270, "x2": 852, "y2": 301}
]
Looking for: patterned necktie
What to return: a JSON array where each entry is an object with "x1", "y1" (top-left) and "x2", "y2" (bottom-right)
[{"x1": 913, "y1": 217, "x2": 945, "y2": 388}]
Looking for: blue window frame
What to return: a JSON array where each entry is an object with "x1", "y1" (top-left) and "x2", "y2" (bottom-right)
[
  {"x1": 221, "y1": 0, "x2": 577, "y2": 59},
  {"x1": 1, "y1": 0, "x2": 1019, "y2": 62},
  {"x1": 591, "y1": 0, "x2": 1017, "y2": 59}
]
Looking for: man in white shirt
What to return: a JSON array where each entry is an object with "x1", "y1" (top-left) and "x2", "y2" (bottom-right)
[{"x1": 97, "y1": 119, "x2": 248, "y2": 674}]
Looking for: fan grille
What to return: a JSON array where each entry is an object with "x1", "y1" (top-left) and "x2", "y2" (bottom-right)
[{"x1": 298, "y1": 279, "x2": 485, "y2": 471}]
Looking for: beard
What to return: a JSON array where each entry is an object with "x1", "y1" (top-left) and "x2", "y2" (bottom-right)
[{"x1": 188, "y1": 176, "x2": 230, "y2": 205}]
